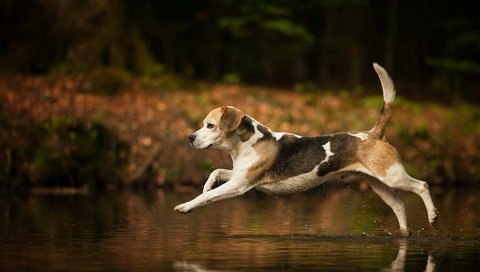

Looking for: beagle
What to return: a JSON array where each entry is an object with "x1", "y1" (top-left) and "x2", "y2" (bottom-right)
[{"x1": 174, "y1": 63, "x2": 438, "y2": 237}]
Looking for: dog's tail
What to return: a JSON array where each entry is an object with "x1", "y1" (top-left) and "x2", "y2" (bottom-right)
[{"x1": 369, "y1": 63, "x2": 396, "y2": 139}]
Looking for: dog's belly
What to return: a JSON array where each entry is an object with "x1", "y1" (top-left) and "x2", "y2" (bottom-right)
[{"x1": 255, "y1": 166, "x2": 328, "y2": 195}]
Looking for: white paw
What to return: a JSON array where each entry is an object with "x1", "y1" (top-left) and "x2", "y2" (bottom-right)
[
  {"x1": 429, "y1": 208, "x2": 439, "y2": 226},
  {"x1": 174, "y1": 202, "x2": 193, "y2": 213}
]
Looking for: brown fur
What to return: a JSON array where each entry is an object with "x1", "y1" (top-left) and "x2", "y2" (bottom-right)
[
  {"x1": 356, "y1": 138, "x2": 400, "y2": 177},
  {"x1": 238, "y1": 130, "x2": 254, "y2": 142},
  {"x1": 219, "y1": 106, "x2": 245, "y2": 133},
  {"x1": 370, "y1": 102, "x2": 393, "y2": 139},
  {"x1": 247, "y1": 139, "x2": 279, "y2": 184},
  {"x1": 205, "y1": 108, "x2": 223, "y2": 124}
]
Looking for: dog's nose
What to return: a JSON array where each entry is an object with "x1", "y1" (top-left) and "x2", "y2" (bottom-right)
[{"x1": 188, "y1": 134, "x2": 196, "y2": 143}]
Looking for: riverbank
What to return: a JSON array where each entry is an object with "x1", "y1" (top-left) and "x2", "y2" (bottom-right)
[{"x1": 1, "y1": 74, "x2": 478, "y2": 189}]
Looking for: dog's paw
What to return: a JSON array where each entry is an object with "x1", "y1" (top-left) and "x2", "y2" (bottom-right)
[
  {"x1": 429, "y1": 208, "x2": 440, "y2": 226},
  {"x1": 174, "y1": 202, "x2": 193, "y2": 214},
  {"x1": 399, "y1": 229, "x2": 412, "y2": 238}
]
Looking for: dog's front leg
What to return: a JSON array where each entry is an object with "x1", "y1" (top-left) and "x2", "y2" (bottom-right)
[
  {"x1": 203, "y1": 169, "x2": 233, "y2": 193},
  {"x1": 174, "y1": 177, "x2": 250, "y2": 213}
]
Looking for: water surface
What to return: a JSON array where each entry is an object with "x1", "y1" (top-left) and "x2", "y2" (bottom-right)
[{"x1": 1, "y1": 186, "x2": 479, "y2": 271}]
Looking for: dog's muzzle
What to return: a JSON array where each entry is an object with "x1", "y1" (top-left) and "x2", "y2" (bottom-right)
[{"x1": 188, "y1": 134, "x2": 196, "y2": 146}]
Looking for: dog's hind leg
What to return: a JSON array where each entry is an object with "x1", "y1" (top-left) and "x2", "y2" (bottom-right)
[
  {"x1": 366, "y1": 176, "x2": 410, "y2": 237},
  {"x1": 384, "y1": 163, "x2": 439, "y2": 226},
  {"x1": 396, "y1": 176, "x2": 439, "y2": 226}
]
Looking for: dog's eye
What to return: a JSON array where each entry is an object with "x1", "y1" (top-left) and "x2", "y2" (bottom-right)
[{"x1": 206, "y1": 123, "x2": 215, "y2": 129}]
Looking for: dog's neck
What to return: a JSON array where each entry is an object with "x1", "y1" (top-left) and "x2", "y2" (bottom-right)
[{"x1": 227, "y1": 116, "x2": 273, "y2": 162}]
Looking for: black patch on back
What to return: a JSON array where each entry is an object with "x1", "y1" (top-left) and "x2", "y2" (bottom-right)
[
  {"x1": 269, "y1": 135, "x2": 330, "y2": 180},
  {"x1": 256, "y1": 123, "x2": 274, "y2": 140},
  {"x1": 265, "y1": 133, "x2": 360, "y2": 180},
  {"x1": 316, "y1": 133, "x2": 358, "y2": 176}
]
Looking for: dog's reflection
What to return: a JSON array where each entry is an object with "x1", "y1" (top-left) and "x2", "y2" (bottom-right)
[
  {"x1": 174, "y1": 261, "x2": 225, "y2": 272},
  {"x1": 381, "y1": 239, "x2": 436, "y2": 272},
  {"x1": 174, "y1": 239, "x2": 437, "y2": 272}
]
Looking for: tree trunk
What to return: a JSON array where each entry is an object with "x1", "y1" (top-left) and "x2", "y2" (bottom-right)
[
  {"x1": 385, "y1": 0, "x2": 398, "y2": 73},
  {"x1": 318, "y1": 11, "x2": 336, "y2": 86}
]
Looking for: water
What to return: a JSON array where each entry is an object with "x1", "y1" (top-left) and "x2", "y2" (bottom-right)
[{"x1": 1, "y1": 186, "x2": 479, "y2": 271}]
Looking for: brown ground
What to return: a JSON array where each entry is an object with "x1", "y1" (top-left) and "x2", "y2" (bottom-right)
[{"x1": 1, "y1": 75, "x2": 479, "y2": 187}]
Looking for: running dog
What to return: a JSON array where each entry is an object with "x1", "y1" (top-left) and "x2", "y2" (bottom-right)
[{"x1": 174, "y1": 63, "x2": 439, "y2": 237}]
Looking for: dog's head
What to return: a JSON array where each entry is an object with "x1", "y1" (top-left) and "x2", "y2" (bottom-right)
[{"x1": 189, "y1": 106, "x2": 246, "y2": 150}]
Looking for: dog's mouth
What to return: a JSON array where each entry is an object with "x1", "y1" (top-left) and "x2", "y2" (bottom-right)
[
  {"x1": 203, "y1": 144, "x2": 213, "y2": 149},
  {"x1": 190, "y1": 142, "x2": 213, "y2": 149}
]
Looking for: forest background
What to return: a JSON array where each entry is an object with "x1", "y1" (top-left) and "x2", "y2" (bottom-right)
[{"x1": 0, "y1": 0, "x2": 479, "y2": 191}]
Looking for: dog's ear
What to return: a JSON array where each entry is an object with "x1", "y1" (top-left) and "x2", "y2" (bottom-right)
[{"x1": 220, "y1": 106, "x2": 245, "y2": 133}]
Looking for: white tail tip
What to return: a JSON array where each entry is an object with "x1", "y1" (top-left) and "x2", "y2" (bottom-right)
[{"x1": 373, "y1": 63, "x2": 396, "y2": 103}]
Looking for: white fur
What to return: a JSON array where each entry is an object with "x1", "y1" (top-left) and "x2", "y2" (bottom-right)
[
  {"x1": 273, "y1": 132, "x2": 302, "y2": 140},
  {"x1": 348, "y1": 132, "x2": 369, "y2": 141},
  {"x1": 256, "y1": 165, "x2": 322, "y2": 194},
  {"x1": 373, "y1": 62, "x2": 396, "y2": 104},
  {"x1": 191, "y1": 122, "x2": 223, "y2": 150},
  {"x1": 321, "y1": 142, "x2": 334, "y2": 164},
  {"x1": 382, "y1": 163, "x2": 439, "y2": 225}
]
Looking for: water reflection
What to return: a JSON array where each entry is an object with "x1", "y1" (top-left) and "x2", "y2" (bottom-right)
[
  {"x1": 0, "y1": 186, "x2": 479, "y2": 271},
  {"x1": 382, "y1": 239, "x2": 435, "y2": 272},
  {"x1": 174, "y1": 239, "x2": 436, "y2": 272},
  {"x1": 174, "y1": 237, "x2": 444, "y2": 272},
  {"x1": 385, "y1": 239, "x2": 408, "y2": 272}
]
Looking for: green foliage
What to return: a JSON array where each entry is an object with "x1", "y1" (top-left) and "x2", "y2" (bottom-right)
[
  {"x1": 262, "y1": 19, "x2": 314, "y2": 43},
  {"x1": 30, "y1": 118, "x2": 129, "y2": 188},
  {"x1": 459, "y1": 104, "x2": 480, "y2": 134},
  {"x1": 222, "y1": 73, "x2": 242, "y2": 84},
  {"x1": 199, "y1": 159, "x2": 215, "y2": 173},
  {"x1": 50, "y1": 62, "x2": 90, "y2": 74},
  {"x1": 80, "y1": 68, "x2": 132, "y2": 95},
  {"x1": 140, "y1": 64, "x2": 165, "y2": 81},
  {"x1": 0, "y1": 104, "x2": 41, "y2": 186},
  {"x1": 218, "y1": 17, "x2": 250, "y2": 37},
  {"x1": 1, "y1": 0, "x2": 479, "y2": 100},
  {"x1": 427, "y1": 58, "x2": 480, "y2": 74},
  {"x1": 363, "y1": 95, "x2": 384, "y2": 109},
  {"x1": 427, "y1": 58, "x2": 480, "y2": 92},
  {"x1": 141, "y1": 73, "x2": 197, "y2": 92}
]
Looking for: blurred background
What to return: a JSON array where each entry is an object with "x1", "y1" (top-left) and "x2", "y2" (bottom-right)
[
  {"x1": 0, "y1": 0, "x2": 479, "y2": 190},
  {"x1": 1, "y1": 1, "x2": 480, "y2": 270}
]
